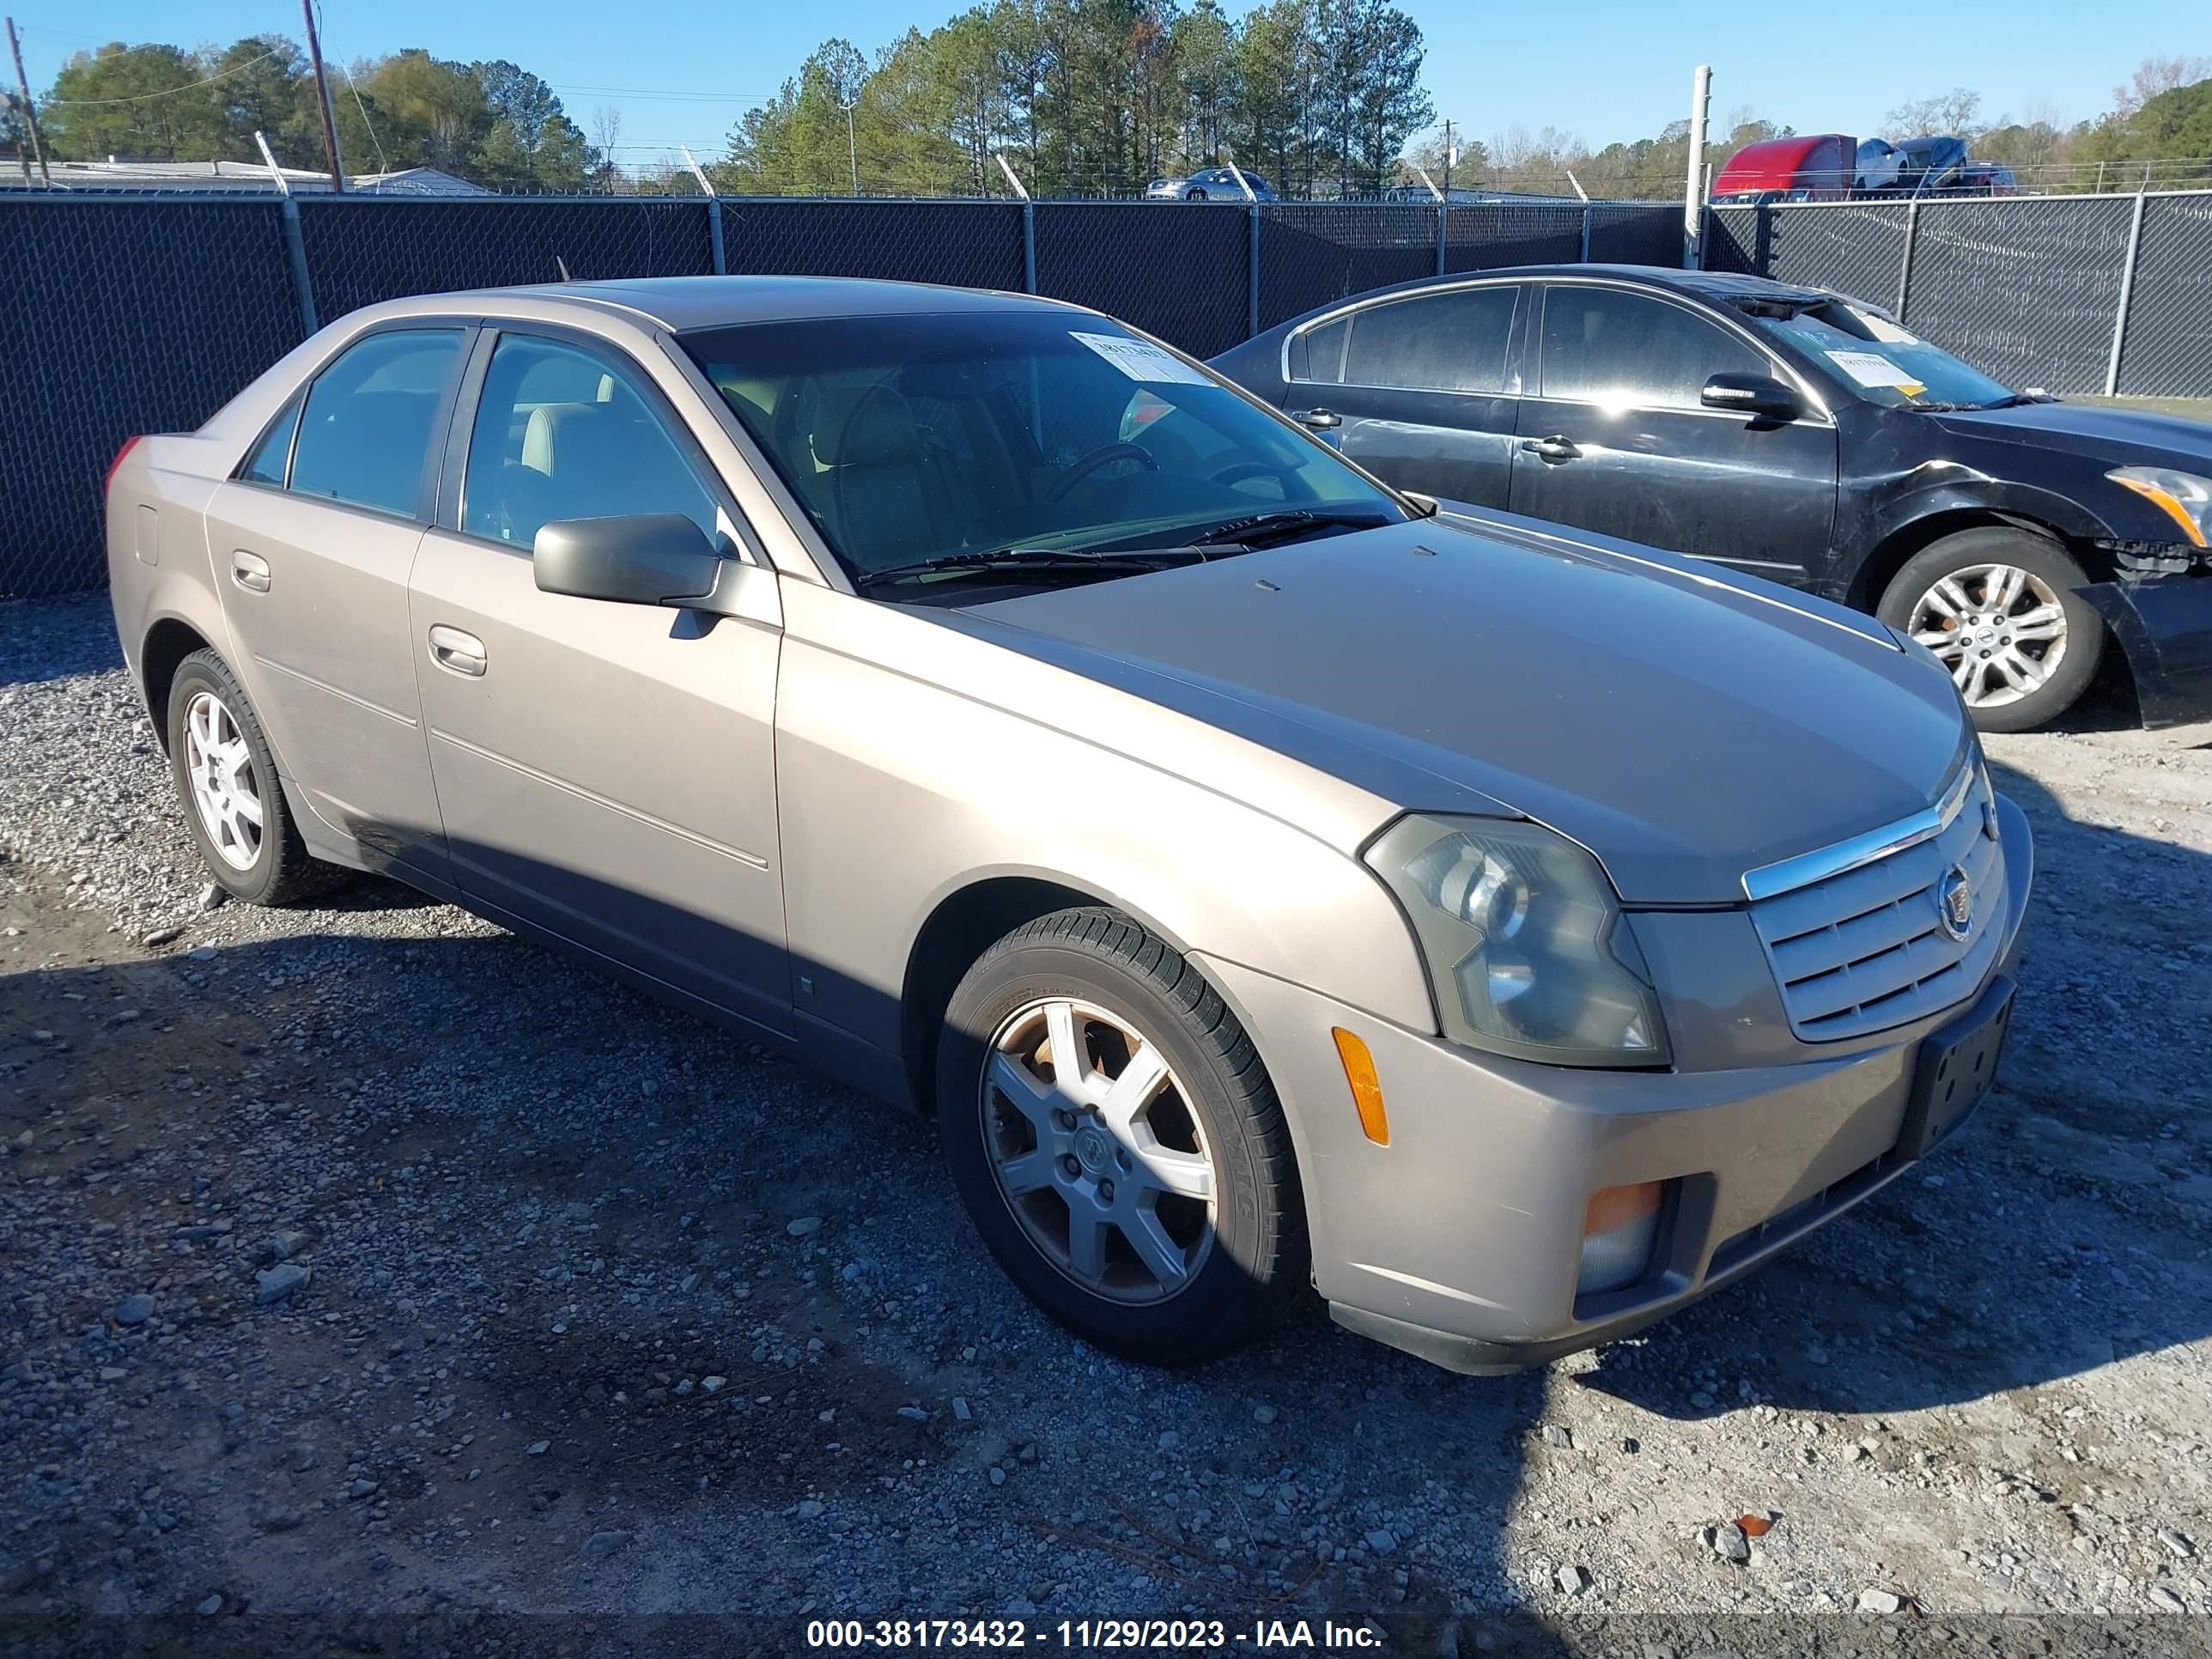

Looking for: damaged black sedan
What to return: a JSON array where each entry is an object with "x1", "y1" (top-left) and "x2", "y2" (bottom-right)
[{"x1": 1212, "y1": 266, "x2": 2212, "y2": 732}]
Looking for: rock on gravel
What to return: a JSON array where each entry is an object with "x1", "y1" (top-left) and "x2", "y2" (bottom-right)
[{"x1": 255, "y1": 1263, "x2": 310, "y2": 1304}]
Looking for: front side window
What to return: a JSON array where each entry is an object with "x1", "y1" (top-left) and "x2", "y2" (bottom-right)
[
  {"x1": 461, "y1": 334, "x2": 718, "y2": 548},
  {"x1": 1538, "y1": 288, "x2": 1761, "y2": 411},
  {"x1": 681, "y1": 311, "x2": 1398, "y2": 583},
  {"x1": 289, "y1": 329, "x2": 464, "y2": 516},
  {"x1": 1340, "y1": 288, "x2": 1519, "y2": 395}
]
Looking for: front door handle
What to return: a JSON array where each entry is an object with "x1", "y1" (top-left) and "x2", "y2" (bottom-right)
[
  {"x1": 428, "y1": 624, "x2": 487, "y2": 678},
  {"x1": 1521, "y1": 435, "x2": 1581, "y2": 464},
  {"x1": 1295, "y1": 407, "x2": 1342, "y2": 431},
  {"x1": 230, "y1": 550, "x2": 270, "y2": 593}
]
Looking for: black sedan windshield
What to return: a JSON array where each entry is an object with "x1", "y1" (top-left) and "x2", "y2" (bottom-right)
[
  {"x1": 681, "y1": 312, "x2": 1395, "y2": 582},
  {"x1": 1743, "y1": 299, "x2": 2018, "y2": 410}
]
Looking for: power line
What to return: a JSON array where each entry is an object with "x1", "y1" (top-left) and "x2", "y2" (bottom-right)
[{"x1": 41, "y1": 42, "x2": 285, "y2": 106}]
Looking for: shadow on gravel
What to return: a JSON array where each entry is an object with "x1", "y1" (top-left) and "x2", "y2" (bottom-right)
[
  {"x1": 0, "y1": 594, "x2": 123, "y2": 690},
  {"x1": 1577, "y1": 757, "x2": 2212, "y2": 1429}
]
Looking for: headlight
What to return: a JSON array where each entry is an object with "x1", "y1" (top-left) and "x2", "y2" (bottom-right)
[
  {"x1": 1366, "y1": 815, "x2": 1669, "y2": 1067},
  {"x1": 2108, "y1": 465, "x2": 2211, "y2": 548}
]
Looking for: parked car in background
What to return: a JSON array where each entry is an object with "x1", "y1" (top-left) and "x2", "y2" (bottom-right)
[
  {"x1": 1145, "y1": 166, "x2": 1275, "y2": 201},
  {"x1": 107, "y1": 275, "x2": 2032, "y2": 1375},
  {"x1": 1710, "y1": 133, "x2": 1858, "y2": 203},
  {"x1": 1211, "y1": 264, "x2": 2212, "y2": 732},
  {"x1": 1856, "y1": 136, "x2": 2016, "y2": 198}
]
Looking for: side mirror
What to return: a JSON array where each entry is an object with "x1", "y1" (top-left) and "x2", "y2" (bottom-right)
[
  {"x1": 1700, "y1": 372, "x2": 1805, "y2": 423},
  {"x1": 533, "y1": 514, "x2": 777, "y2": 624}
]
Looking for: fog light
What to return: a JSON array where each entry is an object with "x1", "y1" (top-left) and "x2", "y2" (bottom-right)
[{"x1": 1578, "y1": 1181, "x2": 1665, "y2": 1295}]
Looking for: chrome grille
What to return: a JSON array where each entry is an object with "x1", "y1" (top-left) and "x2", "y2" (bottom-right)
[{"x1": 1748, "y1": 767, "x2": 2006, "y2": 1042}]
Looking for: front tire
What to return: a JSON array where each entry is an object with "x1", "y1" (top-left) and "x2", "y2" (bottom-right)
[
  {"x1": 166, "y1": 649, "x2": 330, "y2": 906},
  {"x1": 1875, "y1": 528, "x2": 2105, "y2": 732},
  {"x1": 936, "y1": 908, "x2": 1307, "y2": 1367}
]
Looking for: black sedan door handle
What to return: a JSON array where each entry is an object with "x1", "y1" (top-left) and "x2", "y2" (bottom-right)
[
  {"x1": 1520, "y1": 435, "x2": 1581, "y2": 464},
  {"x1": 1295, "y1": 407, "x2": 1342, "y2": 431}
]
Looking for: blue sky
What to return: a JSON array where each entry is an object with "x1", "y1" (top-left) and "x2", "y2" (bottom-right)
[{"x1": 15, "y1": 0, "x2": 2197, "y2": 161}]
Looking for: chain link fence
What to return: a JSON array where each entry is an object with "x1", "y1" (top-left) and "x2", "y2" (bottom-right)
[
  {"x1": 11, "y1": 189, "x2": 1673, "y2": 597},
  {"x1": 3, "y1": 197, "x2": 311, "y2": 597},
  {"x1": 1706, "y1": 190, "x2": 2212, "y2": 401}
]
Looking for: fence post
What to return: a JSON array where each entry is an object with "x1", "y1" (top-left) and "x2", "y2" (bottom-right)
[
  {"x1": 1896, "y1": 200, "x2": 1919, "y2": 321},
  {"x1": 2106, "y1": 190, "x2": 2149, "y2": 395},
  {"x1": 1579, "y1": 202, "x2": 1593, "y2": 263},
  {"x1": 706, "y1": 197, "x2": 726, "y2": 275},
  {"x1": 1022, "y1": 199, "x2": 1037, "y2": 294},
  {"x1": 277, "y1": 196, "x2": 318, "y2": 336},
  {"x1": 1247, "y1": 202, "x2": 1261, "y2": 340},
  {"x1": 1435, "y1": 201, "x2": 1447, "y2": 276}
]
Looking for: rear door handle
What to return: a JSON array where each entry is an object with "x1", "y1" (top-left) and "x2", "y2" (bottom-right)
[
  {"x1": 230, "y1": 550, "x2": 270, "y2": 592},
  {"x1": 1520, "y1": 435, "x2": 1581, "y2": 464},
  {"x1": 1295, "y1": 407, "x2": 1342, "y2": 431},
  {"x1": 428, "y1": 624, "x2": 487, "y2": 678}
]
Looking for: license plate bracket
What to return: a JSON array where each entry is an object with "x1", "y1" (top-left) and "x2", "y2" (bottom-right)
[{"x1": 1897, "y1": 977, "x2": 2014, "y2": 1160}]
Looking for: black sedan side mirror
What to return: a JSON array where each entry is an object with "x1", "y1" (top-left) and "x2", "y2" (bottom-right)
[
  {"x1": 534, "y1": 514, "x2": 778, "y2": 624},
  {"x1": 1700, "y1": 372, "x2": 1805, "y2": 423}
]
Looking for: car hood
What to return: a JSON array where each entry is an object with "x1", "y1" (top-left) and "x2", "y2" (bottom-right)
[
  {"x1": 957, "y1": 514, "x2": 1972, "y2": 904},
  {"x1": 1929, "y1": 400, "x2": 2212, "y2": 466}
]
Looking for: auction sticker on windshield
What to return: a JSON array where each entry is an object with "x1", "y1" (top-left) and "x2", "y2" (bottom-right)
[
  {"x1": 1827, "y1": 349, "x2": 1927, "y2": 394},
  {"x1": 1072, "y1": 331, "x2": 1212, "y2": 386}
]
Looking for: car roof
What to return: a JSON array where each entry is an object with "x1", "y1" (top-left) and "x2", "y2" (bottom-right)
[
  {"x1": 1239, "y1": 264, "x2": 1833, "y2": 342},
  {"x1": 395, "y1": 273, "x2": 1066, "y2": 334}
]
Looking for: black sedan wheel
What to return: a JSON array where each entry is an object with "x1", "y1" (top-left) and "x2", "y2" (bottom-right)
[{"x1": 1877, "y1": 529, "x2": 2105, "y2": 732}]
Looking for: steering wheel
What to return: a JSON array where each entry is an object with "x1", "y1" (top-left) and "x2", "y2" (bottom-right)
[
  {"x1": 1048, "y1": 442, "x2": 1157, "y2": 502},
  {"x1": 1207, "y1": 459, "x2": 1292, "y2": 490}
]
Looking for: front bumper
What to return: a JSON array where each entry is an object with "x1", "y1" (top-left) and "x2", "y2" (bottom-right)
[
  {"x1": 2082, "y1": 570, "x2": 2212, "y2": 730},
  {"x1": 1194, "y1": 793, "x2": 2034, "y2": 1375}
]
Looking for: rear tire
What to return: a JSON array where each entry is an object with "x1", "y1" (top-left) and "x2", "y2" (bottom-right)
[
  {"x1": 936, "y1": 908, "x2": 1307, "y2": 1367},
  {"x1": 166, "y1": 649, "x2": 332, "y2": 906},
  {"x1": 1875, "y1": 528, "x2": 2104, "y2": 733}
]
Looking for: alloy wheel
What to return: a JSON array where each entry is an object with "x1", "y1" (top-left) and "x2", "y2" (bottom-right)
[
  {"x1": 182, "y1": 690, "x2": 264, "y2": 872},
  {"x1": 979, "y1": 996, "x2": 1218, "y2": 1304},
  {"x1": 1906, "y1": 562, "x2": 2069, "y2": 710}
]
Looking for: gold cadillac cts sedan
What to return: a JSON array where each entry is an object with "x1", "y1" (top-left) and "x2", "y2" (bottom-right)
[{"x1": 106, "y1": 276, "x2": 2032, "y2": 1373}]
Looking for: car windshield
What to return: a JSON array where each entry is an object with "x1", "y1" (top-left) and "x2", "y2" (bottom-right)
[
  {"x1": 682, "y1": 311, "x2": 1397, "y2": 586},
  {"x1": 1739, "y1": 298, "x2": 2018, "y2": 409}
]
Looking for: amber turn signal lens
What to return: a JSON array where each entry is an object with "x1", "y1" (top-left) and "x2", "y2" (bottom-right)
[
  {"x1": 1331, "y1": 1027, "x2": 1389, "y2": 1146},
  {"x1": 1583, "y1": 1180, "x2": 1664, "y2": 1237}
]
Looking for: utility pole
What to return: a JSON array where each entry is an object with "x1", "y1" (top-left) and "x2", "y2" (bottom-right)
[
  {"x1": 1441, "y1": 118, "x2": 1453, "y2": 197},
  {"x1": 7, "y1": 16, "x2": 51, "y2": 185},
  {"x1": 1682, "y1": 63, "x2": 1711, "y2": 268},
  {"x1": 838, "y1": 94, "x2": 860, "y2": 194},
  {"x1": 300, "y1": 0, "x2": 344, "y2": 191}
]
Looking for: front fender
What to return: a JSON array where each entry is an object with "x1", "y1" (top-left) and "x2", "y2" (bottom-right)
[
  {"x1": 1853, "y1": 473, "x2": 2118, "y2": 568},
  {"x1": 773, "y1": 588, "x2": 1436, "y2": 1073}
]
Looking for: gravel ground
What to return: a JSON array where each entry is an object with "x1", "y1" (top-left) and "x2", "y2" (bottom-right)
[{"x1": 3, "y1": 592, "x2": 2209, "y2": 1654}]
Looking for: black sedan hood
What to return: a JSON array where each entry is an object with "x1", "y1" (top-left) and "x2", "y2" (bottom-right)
[{"x1": 1929, "y1": 400, "x2": 2212, "y2": 465}]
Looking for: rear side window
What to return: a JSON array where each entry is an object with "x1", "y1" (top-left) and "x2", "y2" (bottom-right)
[
  {"x1": 241, "y1": 397, "x2": 301, "y2": 486},
  {"x1": 1538, "y1": 287, "x2": 1760, "y2": 410},
  {"x1": 1299, "y1": 317, "x2": 1351, "y2": 384},
  {"x1": 289, "y1": 329, "x2": 465, "y2": 517},
  {"x1": 1342, "y1": 288, "x2": 1519, "y2": 394}
]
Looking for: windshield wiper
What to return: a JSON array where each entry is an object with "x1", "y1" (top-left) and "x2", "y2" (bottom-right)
[
  {"x1": 1184, "y1": 507, "x2": 1396, "y2": 550},
  {"x1": 1911, "y1": 392, "x2": 2049, "y2": 412},
  {"x1": 854, "y1": 547, "x2": 1209, "y2": 590}
]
